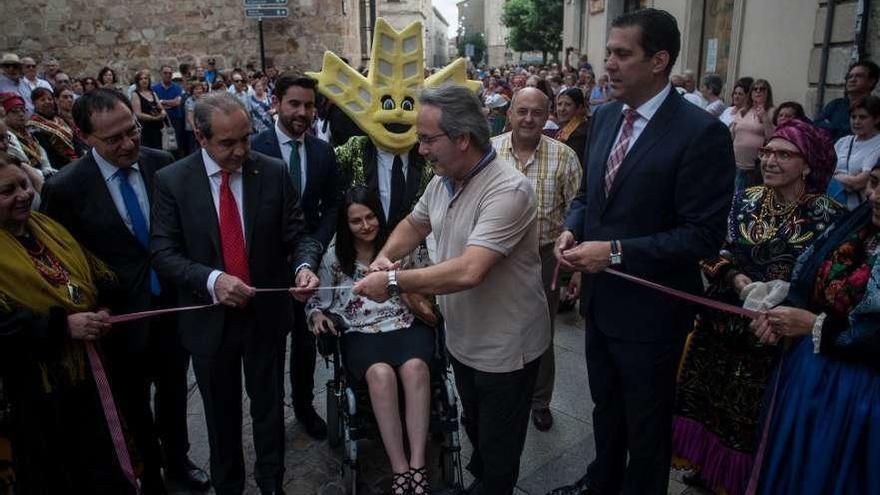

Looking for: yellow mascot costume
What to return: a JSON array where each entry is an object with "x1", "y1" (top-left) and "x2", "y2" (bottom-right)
[{"x1": 307, "y1": 18, "x2": 481, "y2": 229}]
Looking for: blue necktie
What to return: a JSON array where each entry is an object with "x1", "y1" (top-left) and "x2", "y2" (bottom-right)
[
  {"x1": 289, "y1": 140, "x2": 302, "y2": 196},
  {"x1": 117, "y1": 167, "x2": 161, "y2": 296}
]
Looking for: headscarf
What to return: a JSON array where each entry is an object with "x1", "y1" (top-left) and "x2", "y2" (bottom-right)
[
  {"x1": 0, "y1": 92, "x2": 24, "y2": 113},
  {"x1": 770, "y1": 119, "x2": 835, "y2": 193}
]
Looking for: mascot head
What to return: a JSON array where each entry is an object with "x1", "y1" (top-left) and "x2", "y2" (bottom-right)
[{"x1": 306, "y1": 18, "x2": 481, "y2": 154}]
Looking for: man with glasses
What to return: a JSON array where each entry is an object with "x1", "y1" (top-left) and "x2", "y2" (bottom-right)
[
  {"x1": 354, "y1": 84, "x2": 550, "y2": 494},
  {"x1": 40, "y1": 88, "x2": 210, "y2": 494},
  {"x1": 816, "y1": 60, "x2": 880, "y2": 141},
  {"x1": 227, "y1": 71, "x2": 253, "y2": 114},
  {"x1": 0, "y1": 53, "x2": 34, "y2": 116},
  {"x1": 20, "y1": 57, "x2": 52, "y2": 93},
  {"x1": 153, "y1": 65, "x2": 185, "y2": 157},
  {"x1": 52, "y1": 72, "x2": 72, "y2": 92}
]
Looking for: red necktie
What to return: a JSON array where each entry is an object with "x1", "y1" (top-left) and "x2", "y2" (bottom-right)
[
  {"x1": 604, "y1": 108, "x2": 640, "y2": 194},
  {"x1": 219, "y1": 171, "x2": 251, "y2": 284}
]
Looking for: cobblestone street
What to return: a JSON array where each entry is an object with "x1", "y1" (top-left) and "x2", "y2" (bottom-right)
[{"x1": 171, "y1": 310, "x2": 709, "y2": 495}]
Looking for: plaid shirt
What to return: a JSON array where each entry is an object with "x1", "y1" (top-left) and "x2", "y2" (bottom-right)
[{"x1": 492, "y1": 133, "x2": 583, "y2": 246}]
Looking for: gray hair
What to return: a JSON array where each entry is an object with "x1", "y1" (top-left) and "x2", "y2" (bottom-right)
[
  {"x1": 702, "y1": 74, "x2": 723, "y2": 96},
  {"x1": 194, "y1": 92, "x2": 248, "y2": 139},
  {"x1": 418, "y1": 84, "x2": 490, "y2": 153}
]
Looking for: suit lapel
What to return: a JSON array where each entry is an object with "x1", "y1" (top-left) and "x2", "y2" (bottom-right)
[
  {"x1": 603, "y1": 91, "x2": 680, "y2": 208},
  {"x1": 242, "y1": 157, "x2": 262, "y2": 250},
  {"x1": 138, "y1": 150, "x2": 156, "y2": 204},
  {"x1": 405, "y1": 147, "x2": 423, "y2": 206},
  {"x1": 190, "y1": 154, "x2": 222, "y2": 255}
]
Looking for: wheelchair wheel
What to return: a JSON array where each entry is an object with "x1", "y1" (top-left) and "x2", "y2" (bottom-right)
[
  {"x1": 326, "y1": 380, "x2": 342, "y2": 448},
  {"x1": 341, "y1": 459, "x2": 358, "y2": 495}
]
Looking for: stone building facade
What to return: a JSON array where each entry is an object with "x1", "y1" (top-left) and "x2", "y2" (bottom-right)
[
  {"x1": 456, "y1": 0, "x2": 516, "y2": 66},
  {"x1": 0, "y1": 0, "x2": 364, "y2": 83},
  {"x1": 563, "y1": 0, "x2": 879, "y2": 113}
]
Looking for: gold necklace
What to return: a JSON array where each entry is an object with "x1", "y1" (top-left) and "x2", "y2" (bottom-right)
[{"x1": 754, "y1": 187, "x2": 803, "y2": 242}]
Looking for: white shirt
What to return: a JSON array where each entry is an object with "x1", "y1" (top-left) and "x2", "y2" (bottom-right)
[
  {"x1": 612, "y1": 83, "x2": 672, "y2": 156},
  {"x1": 93, "y1": 149, "x2": 150, "y2": 234},
  {"x1": 203, "y1": 148, "x2": 246, "y2": 300},
  {"x1": 25, "y1": 76, "x2": 53, "y2": 92},
  {"x1": 274, "y1": 121, "x2": 307, "y2": 193},
  {"x1": 683, "y1": 90, "x2": 707, "y2": 109},
  {"x1": 376, "y1": 148, "x2": 409, "y2": 221},
  {"x1": 834, "y1": 133, "x2": 880, "y2": 210},
  {"x1": 719, "y1": 106, "x2": 736, "y2": 127}
]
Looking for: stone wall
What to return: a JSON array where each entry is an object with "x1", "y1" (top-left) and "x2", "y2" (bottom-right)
[{"x1": 0, "y1": 0, "x2": 363, "y2": 82}]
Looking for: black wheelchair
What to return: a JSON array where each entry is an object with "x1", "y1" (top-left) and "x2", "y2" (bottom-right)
[{"x1": 317, "y1": 313, "x2": 464, "y2": 494}]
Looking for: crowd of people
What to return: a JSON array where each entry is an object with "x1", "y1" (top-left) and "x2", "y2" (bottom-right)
[{"x1": 1, "y1": 6, "x2": 879, "y2": 495}]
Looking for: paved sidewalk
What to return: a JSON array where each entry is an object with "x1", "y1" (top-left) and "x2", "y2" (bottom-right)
[{"x1": 170, "y1": 309, "x2": 711, "y2": 494}]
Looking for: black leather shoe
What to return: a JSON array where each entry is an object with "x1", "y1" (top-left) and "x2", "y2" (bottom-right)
[
  {"x1": 165, "y1": 457, "x2": 210, "y2": 491},
  {"x1": 546, "y1": 474, "x2": 601, "y2": 495},
  {"x1": 296, "y1": 405, "x2": 328, "y2": 440},
  {"x1": 532, "y1": 407, "x2": 554, "y2": 431}
]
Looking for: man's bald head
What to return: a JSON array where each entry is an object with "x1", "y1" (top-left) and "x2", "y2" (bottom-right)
[
  {"x1": 510, "y1": 87, "x2": 550, "y2": 113},
  {"x1": 508, "y1": 87, "x2": 549, "y2": 146}
]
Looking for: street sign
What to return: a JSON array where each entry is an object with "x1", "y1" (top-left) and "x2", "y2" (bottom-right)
[
  {"x1": 245, "y1": 7, "x2": 289, "y2": 18},
  {"x1": 244, "y1": 0, "x2": 287, "y2": 5}
]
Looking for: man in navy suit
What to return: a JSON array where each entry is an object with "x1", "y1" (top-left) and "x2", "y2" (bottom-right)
[
  {"x1": 40, "y1": 88, "x2": 209, "y2": 494},
  {"x1": 548, "y1": 9, "x2": 735, "y2": 495},
  {"x1": 250, "y1": 72, "x2": 343, "y2": 440}
]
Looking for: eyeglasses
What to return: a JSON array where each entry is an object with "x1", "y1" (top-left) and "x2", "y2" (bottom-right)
[
  {"x1": 752, "y1": 86, "x2": 768, "y2": 92},
  {"x1": 23, "y1": 64, "x2": 36, "y2": 68},
  {"x1": 757, "y1": 147, "x2": 803, "y2": 163},
  {"x1": 416, "y1": 132, "x2": 447, "y2": 145},
  {"x1": 233, "y1": 79, "x2": 244, "y2": 83},
  {"x1": 92, "y1": 120, "x2": 142, "y2": 147}
]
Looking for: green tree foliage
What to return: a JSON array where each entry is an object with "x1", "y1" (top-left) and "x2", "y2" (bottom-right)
[
  {"x1": 457, "y1": 32, "x2": 487, "y2": 65},
  {"x1": 501, "y1": 0, "x2": 563, "y2": 63}
]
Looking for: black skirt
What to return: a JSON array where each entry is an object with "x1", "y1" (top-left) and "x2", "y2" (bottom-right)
[{"x1": 342, "y1": 321, "x2": 435, "y2": 381}]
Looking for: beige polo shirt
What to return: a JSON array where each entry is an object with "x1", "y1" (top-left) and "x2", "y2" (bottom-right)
[{"x1": 411, "y1": 152, "x2": 551, "y2": 373}]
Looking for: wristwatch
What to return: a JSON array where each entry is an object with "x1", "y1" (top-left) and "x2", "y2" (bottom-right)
[
  {"x1": 609, "y1": 240, "x2": 623, "y2": 266},
  {"x1": 387, "y1": 270, "x2": 401, "y2": 297}
]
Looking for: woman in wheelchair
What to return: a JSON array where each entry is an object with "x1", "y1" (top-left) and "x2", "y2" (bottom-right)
[{"x1": 306, "y1": 187, "x2": 434, "y2": 495}]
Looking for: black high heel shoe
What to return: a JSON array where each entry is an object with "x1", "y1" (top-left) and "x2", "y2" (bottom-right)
[
  {"x1": 410, "y1": 466, "x2": 430, "y2": 495},
  {"x1": 391, "y1": 470, "x2": 413, "y2": 495}
]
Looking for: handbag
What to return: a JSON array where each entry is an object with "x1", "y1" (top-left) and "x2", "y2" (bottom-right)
[{"x1": 161, "y1": 117, "x2": 178, "y2": 152}]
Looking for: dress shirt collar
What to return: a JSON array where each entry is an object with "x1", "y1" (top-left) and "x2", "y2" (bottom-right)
[
  {"x1": 93, "y1": 148, "x2": 140, "y2": 182},
  {"x1": 202, "y1": 148, "x2": 241, "y2": 177},
  {"x1": 275, "y1": 120, "x2": 305, "y2": 147},
  {"x1": 621, "y1": 83, "x2": 672, "y2": 121}
]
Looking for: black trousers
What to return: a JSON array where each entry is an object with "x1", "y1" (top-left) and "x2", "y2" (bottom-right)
[
  {"x1": 103, "y1": 297, "x2": 191, "y2": 485},
  {"x1": 583, "y1": 321, "x2": 685, "y2": 495},
  {"x1": 451, "y1": 355, "x2": 540, "y2": 495},
  {"x1": 191, "y1": 310, "x2": 286, "y2": 495},
  {"x1": 288, "y1": 300, "x2": 317, "y2": 414}
]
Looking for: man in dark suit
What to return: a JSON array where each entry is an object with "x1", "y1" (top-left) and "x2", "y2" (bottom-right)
[
  {"x1": 251, "y1": 73, "x2": 343, "y2": 439},
  {"x1": 39, "y1": 88, "x2": 209, "y2": 494},
  {"x1": 548, "y1": 9, "x2": 735, "y2": 495},
  {"x1": 151, "y1": 93, "x2": 322, "y2": 495}
]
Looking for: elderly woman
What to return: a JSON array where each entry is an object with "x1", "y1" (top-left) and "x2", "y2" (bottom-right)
[
  {"x1": 0, "y1": 93, "x2": 51, "y2": 171},
  {"x1": 731, "y1": 79, "x2": 776, "y2": 191},
  {"x1": 672, "y1": 120, "x2": 845, "y2": 495},
  {"x1": 28, "y1": 87, "x2": 77, "y2": 169},
  {"x1": 0, "y1": 152, "x2": 137, "y2": 494},
  {"x1": 307, "y1": 187, "x2": 434, "y2": 495},
  {"x1": 749, "y1": 158, "x2": 880, "y2": 495},
  {"x1": 701, "y1": 74, "x2": 726, "y2": 117}
]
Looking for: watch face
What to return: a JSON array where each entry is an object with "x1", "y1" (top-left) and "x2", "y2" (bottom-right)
[{"x1": 388, "y1": 284, "x2": 401, "y2": 297}]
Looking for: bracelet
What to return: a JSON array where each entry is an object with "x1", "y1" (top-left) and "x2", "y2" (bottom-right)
[{"x1": 811, "y1": 312, "x2": 827, "y2": 354}]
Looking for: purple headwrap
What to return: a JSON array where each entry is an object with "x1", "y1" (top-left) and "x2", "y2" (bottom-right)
[{"x1": 769, "y1": 119, "x2": 835, "y2": 193}]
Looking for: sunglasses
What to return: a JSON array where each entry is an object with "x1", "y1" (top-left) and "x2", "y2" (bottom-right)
[{"x1": 752, "y1": 86, "x2": 768, "y2": 92}]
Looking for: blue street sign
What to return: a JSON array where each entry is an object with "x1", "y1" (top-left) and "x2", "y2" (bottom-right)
[{"x1": 245, "y1": 7, "x2": 289, "y2": 18}]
